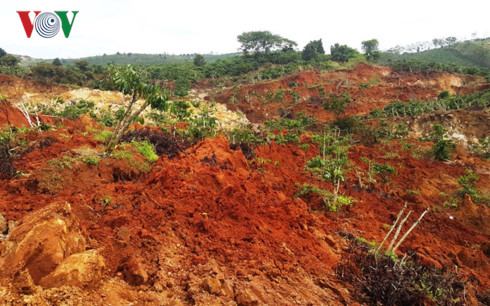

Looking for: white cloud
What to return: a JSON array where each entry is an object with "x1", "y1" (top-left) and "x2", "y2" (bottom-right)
[{"x1": 0, "y1": 0, "x2": 488, "y2": 58}]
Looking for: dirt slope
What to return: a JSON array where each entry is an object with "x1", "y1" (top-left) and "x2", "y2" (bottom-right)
[
  {"x1": 0, "y1": 66, "x2": 489, "y2": 304},
  {"x1": 211, "y1": 63, "x2": 488, "y2": 123}
]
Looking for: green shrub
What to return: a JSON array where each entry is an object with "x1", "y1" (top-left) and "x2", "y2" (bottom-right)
[
  {"x1": 131, "y1": 140, "x2": 159, "y2": 163},
  {"x1": 458, "y1": 169, "x2": 479, "y2": 200},
  {"x1": 433, "y1": 139, "x2": 456, "y2": 160},
  {"x1": 373, "y1": 163, "x2": 397, "y2": 183},
  {"x1": 437, "y1": 90, "x2": 450, "y2": 100}
]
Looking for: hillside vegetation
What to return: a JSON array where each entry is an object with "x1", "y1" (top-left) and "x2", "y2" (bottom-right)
[{"x1": 380, "y1": 38, "x2": 490, "y2": 68}]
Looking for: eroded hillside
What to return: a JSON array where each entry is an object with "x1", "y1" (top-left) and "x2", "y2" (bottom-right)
[{"x1": 0, "y1": 64, "x2": 489, "y2": 305}]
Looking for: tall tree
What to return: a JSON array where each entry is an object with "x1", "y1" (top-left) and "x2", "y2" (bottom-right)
[
  {"x1": 302, "y1": 39, "x2": 325, "y2": 61},
  {"x1": 361, "y1": 39, "x2": 380, "y2": 62},
  {"x1": 52, "y1": 58, "x2": 62, "y2": 66},
  {"x1": 0, "y1": 48, "x2": 6, "y2": 58},
  {"x1": 193, "y1": 54, "x2": 205, "y2": 67},
  {"x1": 237, "y1": 31, "x2": 297, "y2": 54},
  {"x1": 330, "y1": 43, "x2": 358, "y2": 62}
]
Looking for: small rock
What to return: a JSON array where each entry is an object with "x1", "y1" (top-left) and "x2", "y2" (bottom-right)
[
  {"x1": 235, "y1": 288, "x2": 259, "y2": 305},
  {"x1": 221, "y1": 280, "x2": 234, "y2": 298},
  {"x1": 38, "y1": 250, "x2": 105, "y2": 288},
  {"x1": 153, "y1": 282, "x2": 164, "y2": 292},
  {"x1": 120, "y1": 257, "x2": 148, "y2": 286},
  {"x1": 202, "y1": 277, "x2": 221, "y2": 295},
  {"x1": 13, "y1": 269, "x2": 37, "y2": 295}
]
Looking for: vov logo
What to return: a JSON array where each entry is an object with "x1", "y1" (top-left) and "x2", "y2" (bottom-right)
[{"x1": 17, "y1": 11, "x2": 79, "y2": 38}]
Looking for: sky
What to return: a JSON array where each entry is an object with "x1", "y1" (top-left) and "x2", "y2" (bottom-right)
[{"x1": 1, "y1": 0, "x2": 489, "y2": 59}]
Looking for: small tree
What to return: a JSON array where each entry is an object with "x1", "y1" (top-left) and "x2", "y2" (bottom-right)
[
  {"x1": 106, "y1": 65, "x2": 168, "y2": 152},
  {"x1": 74, "y1": 60, "x2": 89, "y2": 72},
  {"x1": 330, "y1": 43, "x2": 358, "y2": 62},
  {"x1": 0, "y1": 48, "x2": 6, "y2": 58},
  {"x1": 431, "y1": 123, "x2": 455, "y2": 161},
  {"x1": 193, "y1": 54, "x2": 205, "y2": 67},
  {"x1": 302, "y1": 39, "x2": 325, "y2": 61},
  {"x1": 52, "y1": 58, "x2": 62, "y2": 66},
  {"x1": 361, "y1": 39, "x2": 380, "y2": 62}
]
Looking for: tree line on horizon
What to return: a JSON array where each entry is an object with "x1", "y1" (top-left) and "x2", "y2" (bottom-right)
[{"x1": 0, "y1": 31, "x2": 488, "y2": 96}]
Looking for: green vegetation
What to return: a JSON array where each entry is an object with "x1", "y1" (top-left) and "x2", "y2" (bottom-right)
[
  {"x1": 302, "y1": 39, "x2": 326, "y2": 61},
  {"x1": 373, "y1": 163, "x2": 397, "y2": 183},
  {"x1": 82, "y1": 156, "x2": 100, "y2": 166},
  {"x1": 308, "y1": 129, "x2": 351, "y2": 208},
  {"x1": 458, "y1": 169, "x2": 479, "y2": 201},
  {"x1": 131, "y1": 140, "x2": 159, "y2": 163},
  {"x1": 237, "y1": 31, "x2": 297, "y2": 54},
  {"x1": 295, "y1": 183, "x2": 354, "y2": 212},
  {"x1": 380, "y1": 38, "x2": 490, "y2": 69},
  {"x1": 370, "y1": 89, "x2": 490, "y2": 118},
  {"x1": 361, "y1": 39, "x2": 380, "y2": 62},
  {"x1": 330, "y1": 43, "x2": 360, "y2": 62},
  {"x1": 106, "y1": 65, "x2": 168, "y2": 152},
  {"x1": 431, "y1": 124, "x2": 456, "y2": 161},
  {"x1": 93, "y1": 130, "x2": 113, "y2": 143}
]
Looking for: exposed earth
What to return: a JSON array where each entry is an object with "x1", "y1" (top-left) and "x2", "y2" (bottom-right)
[{"x1": 0, "y1": 63, "x2": 489, "y2": 305}]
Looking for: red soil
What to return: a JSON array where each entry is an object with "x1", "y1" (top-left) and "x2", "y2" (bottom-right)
[
  {"x1": 0, "y1": 70, "x2": 488, "y2": 304},
  {"x1": 0, "y1": 125, "x2": 488, "y2": 303},
  {"x1": 212, "y1": 63, "x2": 488, "y2": 123}
]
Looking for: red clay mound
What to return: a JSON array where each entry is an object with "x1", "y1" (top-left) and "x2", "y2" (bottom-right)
[{"x1": 0, "y1": 101, "x2": 30, "y2": 127}]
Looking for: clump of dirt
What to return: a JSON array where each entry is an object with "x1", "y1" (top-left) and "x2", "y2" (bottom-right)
[
  {"x1": 0, "y1": 101, "x2": 31, "y2": 128},
  {"x1": 120, "y1": 127, "x2": 192, "y2": 159},
  {"x1": 0, "y1": 140, "x2": 15, "y2": 180}
]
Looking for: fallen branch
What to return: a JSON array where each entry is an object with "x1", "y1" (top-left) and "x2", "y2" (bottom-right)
[{"x1": 376, "y1": 203, "x2": 428, "y2": 255}]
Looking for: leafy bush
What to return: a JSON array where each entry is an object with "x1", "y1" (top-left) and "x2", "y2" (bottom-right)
[
  {"x1": 458, "y1": 169, "x2": 480, "y2": 201},
  {"x1": 373, "y1": 163, "x2": 397, "y2": 183},
  {"x1": 437, "y1": 90, "x2": 450, "y2": 100},
  {"x1": 322, "y1": 92, "x2": 351, "y2": 116},
  {"x1": 331, "y1": 115, "x2": 364, "y2": 134},
  {"x1": 170, "y1": 100, "x2": 192, "y2": 120},
  {"x1": 431, "y1": 123, "x2": 456, "y2": 161},
  {"x1": 433, "y1": 139, "x2": 456, "y2": 161},
  {"x1": 0, "y1": 128, "x2": 16, "y2": 179}
]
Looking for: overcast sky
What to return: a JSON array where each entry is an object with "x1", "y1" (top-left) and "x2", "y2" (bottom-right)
[{"x1": 1, "y1": 0, "x2": 488, "y2": 59}]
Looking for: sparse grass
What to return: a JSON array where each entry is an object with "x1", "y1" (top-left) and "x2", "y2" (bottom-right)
[
  {"x1": 93, "y1": 130, "x2": 114, "y2": 143},
  {"x1": 295, "y1": 183, "x2": 354, "y2": 212},
  {"x1": 82, "y1": 156, "x2": 100, "y2": 166},
  {"x1": 131, "y1": 140, "x2": 159, "y2": 163},
  {"x1": 48, "y1": 156, "x2": 76, "y2": 170}
]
